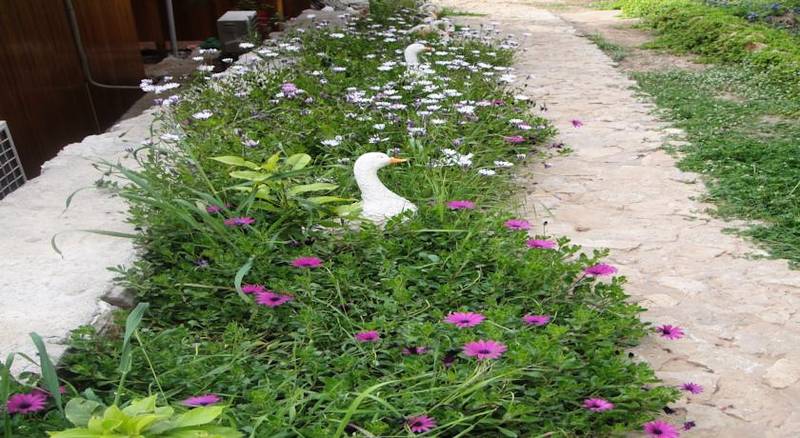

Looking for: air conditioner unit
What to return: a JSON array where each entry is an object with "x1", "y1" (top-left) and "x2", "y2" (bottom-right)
[
  {"x1": 217, "y1": 11, "x2": 258, "y2": 54},
  {"x1": 0, "y1": 121, "x2": 27, "y2": 200}
]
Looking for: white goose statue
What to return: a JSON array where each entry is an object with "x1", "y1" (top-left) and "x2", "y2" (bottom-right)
[
  {"x1": 404, "y1": 42, "x2": 432, "y2": 73},
  {"x1": 354, "y1": 152, "x2": 417, "y2": 226}
]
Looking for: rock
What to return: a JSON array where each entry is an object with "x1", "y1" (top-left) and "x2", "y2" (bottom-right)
[
  {"x1": 763, "y1": 358, "x2": 800, "y2": 389},
  {"x1": 102, "y1": 285, "x2": 135, "y2": 309}
]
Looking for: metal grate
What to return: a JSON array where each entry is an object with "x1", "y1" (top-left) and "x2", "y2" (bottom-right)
[{"x1": 0, "y1": 121, "x2": 26, "y2": 200}]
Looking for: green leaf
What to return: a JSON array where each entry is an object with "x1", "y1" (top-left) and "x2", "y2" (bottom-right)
[
  {"x1": 119, "y1": 303, "x2": 149, "y2": 374},
  {"x1": 174, "y1": 406, "x2": 224, "y2": 428},
  {"x1": 229, "y1": 171, "x2": 270, "y2": 182},
  {"x1": 210, "y1": 156, "x2": 260, "y2": 169},
  {"x1": 161, "y1": 425, "x2": 243, "y2": 438},
  {"x1": 234, "y1": 256, "x2": 255, "y2": 303},
  {"x1": 334, "y1": 202, "x2": 363, "y2": 217},
  {"x1": 65, "y1": 398, "x2": 103, "y2": 427},
  {"x1": 29, "y1": 333, "x2": 63, "y2": 416},
  {"x1": 285, "y1": 153, "x2": 312, "y2": 170},
  {"x1": 305, "y1": 196, "x2": 352, "y2": 204},
  {"x1": 287, "y1": 183, "x2": 338, "y2": 196},
  {"x1": 121, "y1": 396, "x2": 156, "y2": 416},
  {"x1": 47, "y1": 429, "x2": 104, "y2": 438},
  {"x1": 261, "y1": 153, "x2": 282, "y2": 171}
]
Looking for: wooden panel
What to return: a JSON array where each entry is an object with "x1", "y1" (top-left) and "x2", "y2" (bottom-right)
[
  {"x1": 0, "y1": 0, "x2": 96, "y2": 177},
  {"x1": 0, "y1": 0, "x2": 144, "y2": 177},
  {"x1": 73, "y1": 0, "x2": 144, "y2": 128}
]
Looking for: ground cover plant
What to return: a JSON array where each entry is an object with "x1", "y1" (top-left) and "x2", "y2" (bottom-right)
[
  {"x1": 613, "y1": 0, "x2": 800, "y2": 87},
  {"x1": 3, "y1": 2, "x2": 682, "y2": 436},
  {"x1": 704, "y1": 0, "x2": 800, "y2": 34},
  {"x1": 632, "y1": 65, "x2": 800, "y2": 264}
]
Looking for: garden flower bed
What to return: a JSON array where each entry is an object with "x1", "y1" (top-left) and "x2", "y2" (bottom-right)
[{"x1": 3, "y1": 2, "x2": 679, "y2": 436}]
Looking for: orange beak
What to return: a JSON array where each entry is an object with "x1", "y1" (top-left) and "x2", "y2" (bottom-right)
[{"x1": 389, "y1": 157, "x2": 408, "y2": 165}]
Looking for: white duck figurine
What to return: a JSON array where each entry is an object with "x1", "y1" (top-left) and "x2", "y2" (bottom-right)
[
  {"x1": 354, "y1": 152, "x2": 417, "y2": 225},
  {"x1": 404, "y1": 42, "x2": 432, "y2": 73}
]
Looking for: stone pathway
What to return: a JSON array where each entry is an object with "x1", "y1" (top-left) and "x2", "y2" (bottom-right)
[{"x1": 439, "y1": 1, "x2": 800, "y2": 435}]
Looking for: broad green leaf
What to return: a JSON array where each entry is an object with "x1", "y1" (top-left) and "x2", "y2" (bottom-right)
[
  {"x1": 65, "y1": 398, "x2": 103, "y2": 427},
  {"x1": 30, "y1": 333, "x2": 63, "y2": 416},
  {"x1": 122, "y1": 396, "x2": 156, "y2": 416},
  {"x1": 285, "y1": 153, "x2": 312, "y2": 170},
  {"x1": 229, "y1": 170, "x2": 269, "y2": 182},
  {"x1": 306, "y1": 196, "x2": 352, "y2": 204},
  {"x1": 161, "y1": 425, "x2": 243, "y2": 438},
  {"x1": 234, "y1": 256, "x2": 255, "y2": 303},
  {"x1": 287, "y1": 183, "x2": 338, "y2": 196},
  {"x1": 261, "y1": 153, "x2": 281, "y2": 171},
  {"x1": 101, "y1": 405, "x2": 126, "y2": 431},
  {"x1": 173, "y1": 406, "x2": 224, "y2": 428},
  {"x1": 210, "y1": 156, "x2": 259, "y2": 169},
  {"x1": 128, "y1": 414, "x2": 163, "y2": 434},
  {"x1": 118, "y1": 303, "x2": 149, "y2": 374},
  {"x1": 334, "y1": 202, "x2": 363, "y2": 217},
  {"x1": 47, "y1": 429, "x2": 105, "y2": 438}
]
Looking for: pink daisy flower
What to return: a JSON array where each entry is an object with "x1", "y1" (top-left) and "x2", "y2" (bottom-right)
[
  {"x1": 503, "y1": 135, "x2": 526, "y2": 144},
  {"x1": 223, "y1": 216, "x2": 255, "y2": 227},
  {"x1": 463, "y1": 340, "x2": 507, "y2": 360},
  {"x1": 291, "y1": 256, "x2": 323, "y2": 268},
  {"x1": 504, "y1": 219, "x2": 531, "y2": 230},
  {"x1": 584, "y1": 263, "x2": 617, "y2": 276},
  {"x1": 181, "y1": 394, "x2": 221, "y2": 407},
  {"x1": 643, "y1": 420, "x2": 680, "y2": 438},
  {"x1": 446, "y1": 200, "x2": 475, "y2": 210},
  {"x1": 656, "y1": 324, "x2": 685, "y2": 340},
  {"x1": 407, "y1": 415, "x2": 437, "y2": 433},
  {"x1": 583, "y1": 398, "x2": 614, "y2": 412},
  {"x1": 206, "y1": 204, "x2": 223, "y2": 214},
  {"x1": 255, "y1": 291, "x2": 293, "y2": 308},
  {"x1": 355, "y1": 330, "x2": 380, "y2": 343},
  {"x1": 526, "y1": 239, "x2": 556, "y2": 249},
  {"x1": 6, "y1": 393, "x2": 47, "y2": 414},
  {"x1": 444, "y1": 312, "x2": 486, "y2": 328},
  {"x1": 571, "y1": 119, "x2": 584, "y2": 128},
  {"x1": 241, "y1": 284, "x2": 267, "y2": 294},
  {"x1": 680, "y1": 382, "x2": 703, "y2": 394},
  {"x1": 522, "y1": 314, "x2": 551, "y2": 326},
  {"x1": 402, "y1": 346, "x2": 428, "y2": 355}
]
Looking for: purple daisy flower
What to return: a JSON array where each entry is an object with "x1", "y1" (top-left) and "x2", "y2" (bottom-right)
[
  {"x1": 522, "y1": 314, "x2": 551, "y2": 326},
  {"x1": 444, "y1": 312, "x2": 486, "y2": 328},
  {"x1": 463, "y1": 340, "x2": 507, "y2": 360},
  {"x1": 407, "y1": 415, "x2": 437, "y2": 433},
  {"x1": 402, "y1": 346, "x2": 428, "y2": 355},
  {"x1": 583, "y1": 398, "x2": 614, "y2": 412},
  {"x1": 504, "y1": 219, "x2": 531, "y2": 230},
  {"x1": 446, "y1": 200, "x2": 476, "y2": 210},
  {"x1": 281, "y1": 82, "x2": 299, "y2": 97},
  {"x1": 241, "y1": 284, "x2": 267, "y2": 294},
  {"x1": 503, "y1": 135, "x2": 526, "y2": 144},
  {"x1": 584, "y1": 263, "x2": 617, "y2": 276},
  {"x1": 643, "y1": 420, "x2": 680, "y2": 438},
  {"x1": 442, "y1": 351, "x2": 458, "y2": 368},
  {"x1": 526, "y1": 239, "x2": 556, "y2": 249},
  {"x1": 656, "y1": 324, "x2": 685, "y2": 340},
  {"x1": 6, "y1": 393, "x2": 47, "y2": 414},
  {"x1": 181, "y1": 394, "x2": 221, "y2": 407},
  {"x1": 206, "y1": 204, "x2": 223, "y2": 214},
  {"x1": 571, "y1": 119, "x2": 584, "y2": 128},
  {"x1": 680, "y1": 382, "x2": 703, "y2": 394},
  {"x1": 223, "y1": 216, "x2": 255, "y2": 227},
  {"x1": 255, "y1": 291, "x2": 293, "y2": 308},
  {"x1": 291, "y1": 256, "x2": 323, "y2": 268},
  {"x1": 355, "y1": 330, "x2": 380, "y2": 343}
]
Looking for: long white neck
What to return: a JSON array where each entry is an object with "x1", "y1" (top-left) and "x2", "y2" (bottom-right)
[
  {"x1": 355, "y1": 166, "x2": 402, "y2": 202},
  {"x1": 405, "y1": 50, "x2": 420, "y2": 69}
]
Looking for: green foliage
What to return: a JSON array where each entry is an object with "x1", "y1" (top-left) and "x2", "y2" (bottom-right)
[
  {"x1": 19, "y1": 5, "x2": 678, "y2": 436},
  {"x1": 633, "y1": 65, "x2": 800, "y2": 263},
  {"x1": 49, "y1": 396, "x2": 241, "y2": 437},
  {"x1": 585, "y1": 33, "x2": 629, "y2": 62},
  {"x1": 613, "y1": 0, "x2": 800, "y2": 87}
]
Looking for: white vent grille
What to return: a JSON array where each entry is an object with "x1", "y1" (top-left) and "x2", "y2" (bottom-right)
[{"x1": 0, "y1": 121, "x2": 26, "y2": 200}]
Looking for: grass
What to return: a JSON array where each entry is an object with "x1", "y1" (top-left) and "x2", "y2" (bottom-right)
[
  {"x1": 633, "y1": 65, "x2": 800, "y2": 263},
  {"x1": 438, "y1": 7, "x2": 487, "y2": 17},
  {"x1": 585, "y1": 33, "x2": 629, "y2": 62},
  {"x1": 6, "y1": 3, "x2": 678, "y2": 437}
]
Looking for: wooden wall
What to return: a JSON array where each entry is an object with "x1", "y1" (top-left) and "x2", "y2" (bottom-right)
[{"x1": 0, "y1": 0, "x2": 143, "y2": 178}]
